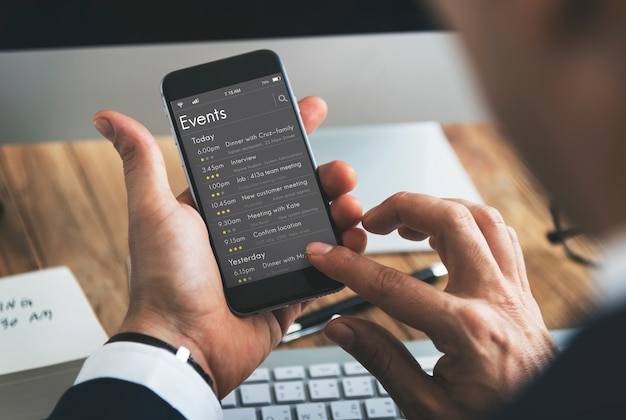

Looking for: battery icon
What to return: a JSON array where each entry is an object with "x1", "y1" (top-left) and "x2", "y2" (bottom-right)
[{"x1": 272, "y1": 76, "x2": 282, "y2": 82}]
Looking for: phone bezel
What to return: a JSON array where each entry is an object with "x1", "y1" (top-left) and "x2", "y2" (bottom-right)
[{"x1": 161, "y1": 50, "x2": 343, "y2": 315}]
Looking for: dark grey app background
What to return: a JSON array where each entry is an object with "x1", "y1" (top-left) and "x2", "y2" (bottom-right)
[{"x1": 171, "y1": 74, "x2": 337, "y2": 288}]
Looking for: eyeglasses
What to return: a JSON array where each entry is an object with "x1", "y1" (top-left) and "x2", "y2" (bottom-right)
[{"x1": 546, "y1": 204, "x2": 601, "y2": 267}]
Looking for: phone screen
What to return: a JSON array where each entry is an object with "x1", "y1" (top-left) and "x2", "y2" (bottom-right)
[{"x1": 164, "y1": 65, "x2": 339, "y2": 299}]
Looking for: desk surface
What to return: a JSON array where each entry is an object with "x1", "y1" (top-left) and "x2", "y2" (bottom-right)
[{"x1": 0, "y1": 123, "x2": 600, "y2": 349}]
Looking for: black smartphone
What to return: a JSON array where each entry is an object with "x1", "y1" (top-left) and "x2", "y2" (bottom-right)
[{"x1": 160, "y1": 50, "x2": 343, "y2": 315}]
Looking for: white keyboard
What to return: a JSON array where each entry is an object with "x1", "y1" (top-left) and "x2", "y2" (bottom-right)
[
  {"x1": 221, "y1": 330, "x2": 577, "y2": 420},
  {"x1": 222, "y1": 355, "x2": 439, "y2": 419}
]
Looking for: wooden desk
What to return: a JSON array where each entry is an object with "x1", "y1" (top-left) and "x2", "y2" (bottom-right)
[{"x1": 0, "y1": 124, "x2": 600, "y2": 349}]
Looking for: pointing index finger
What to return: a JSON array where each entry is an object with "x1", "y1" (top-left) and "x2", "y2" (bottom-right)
[{"x1": 306, "y1": 242, "x2": 455, "y2": 339}]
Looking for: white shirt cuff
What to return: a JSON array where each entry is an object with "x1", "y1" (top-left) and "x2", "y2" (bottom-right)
[{"x1": 74, "y1": 341, "x2": 223, "y2": 420}]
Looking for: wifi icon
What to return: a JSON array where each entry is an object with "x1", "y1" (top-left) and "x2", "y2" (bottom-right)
[{"x1": 177, "y1": 102, "x2": 184, "y2": 108}]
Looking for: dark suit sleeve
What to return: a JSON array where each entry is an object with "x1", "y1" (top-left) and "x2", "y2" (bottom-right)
[
  {"x1": 491, "y1": 305, "x2": 626, "y2": 420},
  {"x1": 48, "y1": 378, "x2": 186, "y2": 420}
]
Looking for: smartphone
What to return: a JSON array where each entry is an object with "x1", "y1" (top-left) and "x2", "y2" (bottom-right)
[{"x1": 160, "y1": 50, "x2": 343, "y2": 315}]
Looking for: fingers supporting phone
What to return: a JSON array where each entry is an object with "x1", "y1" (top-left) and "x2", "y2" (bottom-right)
[{"x1": 298, "y1": 96, "x2": 328, "y2": 134}]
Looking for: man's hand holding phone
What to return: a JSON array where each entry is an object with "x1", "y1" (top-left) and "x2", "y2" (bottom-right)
[
  {"x1": 94, "y1": 96, "x2": 364, "y2": 397},
  {"x1": 161, "y1": 50, "x2": 349, "y2": 314}
]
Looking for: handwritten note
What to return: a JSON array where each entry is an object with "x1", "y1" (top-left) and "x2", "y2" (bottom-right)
[{"x1": 0, "y1": 267, "x2": 108, "y2": 375}]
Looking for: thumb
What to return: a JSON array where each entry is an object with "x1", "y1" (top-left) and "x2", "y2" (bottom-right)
[
  {"x1": 325, "y1": 316, "x2": 439, "y2": 415},
  {"x1": 94, "y1": 110, "x2": 176, "y2": 217}
]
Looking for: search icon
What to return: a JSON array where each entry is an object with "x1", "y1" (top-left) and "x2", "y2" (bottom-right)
[{"x1": 278, "y1": 94, "x2": 288, "y2": 102}]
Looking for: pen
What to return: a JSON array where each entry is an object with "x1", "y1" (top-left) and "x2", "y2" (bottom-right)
[{"x1": 281, "y1": 262, "x2": 447, "y2": 343}]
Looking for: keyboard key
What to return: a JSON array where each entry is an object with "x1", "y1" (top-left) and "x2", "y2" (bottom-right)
[
  {"x1": 240, "y1": 383, "x2": 272, "y2": 406},
  {"x1": 330, "y1": 401, "x2": 363, "y2": 419},
  {"x1": 274, "y1": 365, "x2": 306, "y2": 380},
  {"x1": 343, "y1": 362, "x2": 368, "y2": 376},
  {"x1": 262, "y1": 405, "x2": 293, "y2": 420},
  {"x1": 375, "y1": 381, "x2": 388, "y2": 396},
  {"x1": 308, "y1": 379, "x2": 340, "y2": 401},
  {"x1": 220, "y1": 390, "x2": 237, "y2": 408},
  {"x1": 342, "y1": 377, "x2": 375, "y2": 399},
  {"x1": 364, "y1": 398, "x2": 397, "y2": 419},
  {"x1": 296, "y1": 402, "x2": 329, "y2": 420},
  {"x1": 245, "y1": 367, "x2": 271, "y2": 383},
  {"x1": 275, "y1": 380, "x2": 306, "y2": 403},
  {"x1": 309, "y1": 363, "x2": 341, "y2": 378},
  {"x1": 416, "y1": 355, "x2": 440, "y2": 372},
  {"x1": 223, "y1": 407, "x2": 257, "y2": 420}
]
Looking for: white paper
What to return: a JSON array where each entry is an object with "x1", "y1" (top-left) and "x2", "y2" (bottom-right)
[{"x1": 0, "y1": 267, "x2": 108, "y2": 374}]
